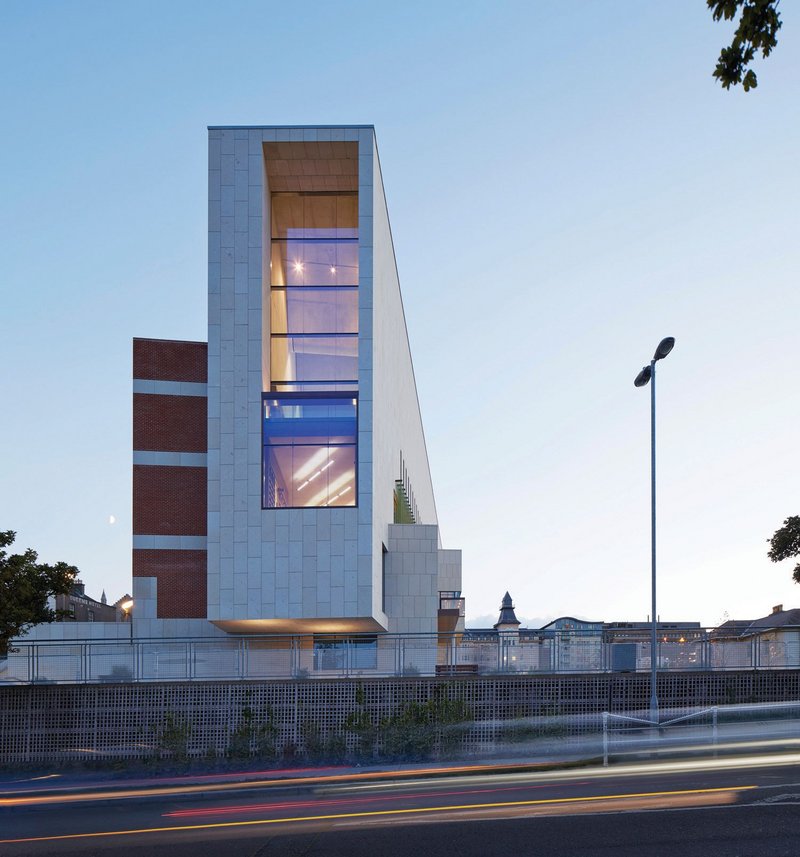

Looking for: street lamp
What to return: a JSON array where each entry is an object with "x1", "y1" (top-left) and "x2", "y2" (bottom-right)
[
  {"x1": 633, "y1": 336, "x2": 675, "y2": 725},
  {"x1": 120, "y1": 598, "x2": 134, "y2": 644}
]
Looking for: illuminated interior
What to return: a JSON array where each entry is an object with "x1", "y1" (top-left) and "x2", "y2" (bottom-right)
[
  {"x1": 269, "y1": 191, "x2": 358, "y2": 393},
  {"x1": 263, "y1": 396, "x2": 357, "y2": 508},
  {"x1": 264, "y1": 143, "x2": 360, "y2": 509}
]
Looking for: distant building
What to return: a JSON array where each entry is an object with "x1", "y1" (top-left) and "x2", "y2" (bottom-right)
[
  {"x1": 53, "y1": 581, "x2": 123, "y2": 623},
  {"x1": 542, "y1": 617, "x2": 604, "y2": 672},
  {"x1": 740, "y1": 604, "x2": 800, "y2": 667}
]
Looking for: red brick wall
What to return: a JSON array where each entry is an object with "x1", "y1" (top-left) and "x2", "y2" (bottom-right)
[
  {"x1": 133, "y1": 466, "x2": 207, "y2": 536},
  {"x1": 133, "y1": 394, "x2": 207, "y2": 453},
  {"x1": 133, "y1": 338, "x2": 207, "y2": 383},
  {"x1": 132, "y1": 338, "x2": 209, "y2": 619},
  {"x1": 132, "y1": 550, "x2": 207, "y2": 619}
]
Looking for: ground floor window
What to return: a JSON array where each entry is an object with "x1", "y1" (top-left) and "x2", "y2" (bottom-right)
[{"x1": 313, "y1": 636, "x2": 377, "y2": 671}]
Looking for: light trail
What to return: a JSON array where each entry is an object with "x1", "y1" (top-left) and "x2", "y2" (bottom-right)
[
  {"x1": 0, "y1": 765, "x2": 345, "y2": 796},
  {"x1": 0, "y1": 761, "x2": 568, "y2": 808},
  {"x1": 0, "y1": 785, "x2": 756, "y2": 844},
  {"x1": 163, "y1": 781, "x2": 589, "y2": 818}
]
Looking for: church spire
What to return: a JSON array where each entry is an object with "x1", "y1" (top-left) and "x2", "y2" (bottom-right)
[{"x1": 494, "y1": 591, "x2": 520, "y2": 629}]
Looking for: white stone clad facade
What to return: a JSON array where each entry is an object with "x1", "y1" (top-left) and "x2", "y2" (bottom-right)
[{"x1": 206, "y1": 125, "x2": 458, "y2": 633}]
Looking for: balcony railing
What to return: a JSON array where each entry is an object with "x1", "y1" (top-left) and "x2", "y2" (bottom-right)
[
  {"x1": 439, "y1": 593, "x2": 466, "y2": 616},
  {"x1": 2, "y1": 626, "x2": 800, "y2": 685}
]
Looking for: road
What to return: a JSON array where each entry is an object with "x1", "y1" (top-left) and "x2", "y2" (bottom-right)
[{"x1": 3, "y1": 754, "x2": 800, "y2": 856}]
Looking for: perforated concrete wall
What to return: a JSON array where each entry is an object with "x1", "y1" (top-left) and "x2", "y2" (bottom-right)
[{"x1": 3, "y1": 670, "x2": 799, "y2": 764}]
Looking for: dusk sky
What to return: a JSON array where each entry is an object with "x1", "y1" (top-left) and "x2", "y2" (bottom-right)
[{"x1": 2, "y1": 1, "x2": 798, "y2": 628}]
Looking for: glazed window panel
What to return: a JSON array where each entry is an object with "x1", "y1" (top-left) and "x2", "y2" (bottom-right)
[
  {"x1": 270, "y1": 240, "x2": 359, "y2": 287},
  {"x1": 271, "y1": 381, "x2": 359, "y2": 393},
  {"x1": 313, "y1": 636, "x2": 377, "y2": 671},
  {"x1": 263, "y1": 395, "x2": 357, "y2": 509},
  {"x1": 271, "y1": 193, "x2": 358, "y2": 240},
  {"x1": 271, "y1": 335, "x2": 358, "y2": 385},
  {"x1": 270, "y1": 288, "x2": 358, "y2": 335}
]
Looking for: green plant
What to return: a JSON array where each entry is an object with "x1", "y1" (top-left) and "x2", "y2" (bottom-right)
[
  {"x1": 380, "y1": 689, "x2": 472, "y2": 761},
  {"x1": 301, "y1": 718, "x2": 347, "y2": 763},
  {"x1": 152, "y1": 712, "x2": 192, "y2": 761},
  {"x1": 228, "y1": 705, "x2": 278, "y2": 760}
]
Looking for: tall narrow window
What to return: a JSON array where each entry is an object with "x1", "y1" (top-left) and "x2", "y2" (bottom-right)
[{"x1": 270, "y1": 192, "x2": 358, "y2": 393}]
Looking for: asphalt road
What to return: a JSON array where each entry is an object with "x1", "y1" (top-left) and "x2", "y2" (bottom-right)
[{"x1": 3, "y1": 755, "x2": 800, "y2": 856}]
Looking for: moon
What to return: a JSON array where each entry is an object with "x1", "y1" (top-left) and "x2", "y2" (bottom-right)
[{"x1": 108, "y1": 515, "x2": 116, "y2": 525}]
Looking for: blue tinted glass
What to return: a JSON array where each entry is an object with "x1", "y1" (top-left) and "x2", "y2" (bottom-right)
[
  {"x1": 272, "y1": 381, "x2": 359, "y2": 393},
  {"x1": 263, "y1": 395, "x2": 357, "y2": 509}
]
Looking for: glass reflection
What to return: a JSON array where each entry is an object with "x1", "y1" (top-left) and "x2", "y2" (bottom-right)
[
  {"x1": 271, "y1": 336, "x2": 358, "y2": 385},
  {"x1": 271, "y1": 288, "x2": 358, "y2": 335}
]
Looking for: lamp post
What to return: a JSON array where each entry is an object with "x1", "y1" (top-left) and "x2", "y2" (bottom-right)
[{"x1": 634, "y1": 336, "x2": 675, "y2": 725}]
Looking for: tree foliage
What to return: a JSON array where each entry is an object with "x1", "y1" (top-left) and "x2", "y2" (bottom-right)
[
  {"x1": 0, "y1": 530, "x2": 79, "y2": 654},
  {"x1": 767, "y1": 516, "x2": 800, "y2": 584},
  {"x1": 708, "y1": 1, "x2": 782, "y2": 91}
]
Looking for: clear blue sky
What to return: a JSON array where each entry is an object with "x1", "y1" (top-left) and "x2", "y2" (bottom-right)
[{"x1": 1, "y1": 1, "x2": 798, "y2": 627}]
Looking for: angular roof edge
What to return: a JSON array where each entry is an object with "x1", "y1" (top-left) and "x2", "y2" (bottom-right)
[{"x1": 207, "y1": 124, "x2": 375, "y2": 130}]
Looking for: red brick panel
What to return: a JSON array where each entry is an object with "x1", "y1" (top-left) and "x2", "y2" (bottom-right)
[
  {"x1": 133, "y1": 466, "x2": 207, "y2": 536},
  {"x1": 133, "y1": 339, "x2": 207, "y2": 383},
  {"x1": 133, "y1": 394, "x2": 207, "y2": 453},
  {"x1": 133, "y1": 550, "x2": 207, "y2": 618}
]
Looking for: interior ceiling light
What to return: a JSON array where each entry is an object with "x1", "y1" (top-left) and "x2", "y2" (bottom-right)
[
  {"x1": 294, "y1": 447, "x2": 331, "y2": 482},
  {"x1": 307, "y1": 471, "x2": 354, "y2": 507},
  {"x1": 293, "y1": 262, "x2": 304, "y2": 273},
  {"x1": 306, "y1": 460, "x2": 334, "y2": 485},
  {"x1": 330, "y1": 266, "x2": 336, "y2": 274}
]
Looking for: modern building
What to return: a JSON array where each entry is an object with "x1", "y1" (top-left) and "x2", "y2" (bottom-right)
[{"x1": 131, "y1": 124, "x2": 463, "y2": 648}]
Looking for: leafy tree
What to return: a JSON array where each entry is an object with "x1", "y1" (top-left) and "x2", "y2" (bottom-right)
[
  {"x1": 0, "y1": 530, "x2": 78, "y2": 654},
  {"x1": 767, "y1": 516, "x2": 800, "y2": 583},
  {"x1": 708, "y1": 1, "x2": 782, "y2": 91}
]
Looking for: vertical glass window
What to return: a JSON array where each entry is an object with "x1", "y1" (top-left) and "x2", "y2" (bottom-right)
[
  {"x1": 263, "y1": 394, "x2": 357, "y2": 509},
  {"x1": 269, "y1": 191, "x2": 359, "y2": 392}
]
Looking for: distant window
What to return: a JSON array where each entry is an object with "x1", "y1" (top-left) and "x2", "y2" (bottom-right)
[
  {"x1": 88, "y1": 611, "x2": 95, "y2": 622},
  {"x1": 313, "y1": 637, "x2": 377, "y2": 671}
]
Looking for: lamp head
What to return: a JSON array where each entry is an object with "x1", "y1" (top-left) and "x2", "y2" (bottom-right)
[
  {"x1": 653, "y1": 336, "x2": 675, "y2": 361},
  {"x1": 120, "y1": 599, "x2": 134, "y2": 612},
  {"x1": 634, "y1": 366, "x2": 652, "y2": 388}
]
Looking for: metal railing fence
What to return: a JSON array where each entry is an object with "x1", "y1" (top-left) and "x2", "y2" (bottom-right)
[
  {"x1": 601, "y1": 700, "x2": 800, "y2": 766},
  {"x1": 2, "y1": 626, "x2": 799, "y2": 685}
]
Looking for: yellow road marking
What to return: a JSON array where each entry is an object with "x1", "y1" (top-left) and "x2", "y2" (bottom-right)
[{"x1": 0, "y1": 785, "x2": 757, "y2": 844}]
